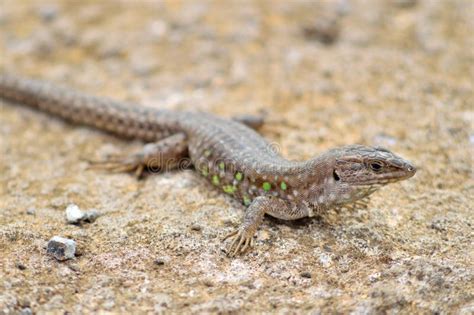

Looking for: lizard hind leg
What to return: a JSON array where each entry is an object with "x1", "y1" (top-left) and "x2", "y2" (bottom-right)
[{"x1": 88, "y1": 132, "x2": 189, "y2": 178}]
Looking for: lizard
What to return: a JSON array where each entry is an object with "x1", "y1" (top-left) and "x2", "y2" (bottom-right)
[{"x1": 0, "y1": 73, "x2": 417, "y2": 257}]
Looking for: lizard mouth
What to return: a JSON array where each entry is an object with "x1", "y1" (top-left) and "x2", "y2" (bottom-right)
[{"x1": 353, "y1": 168, "x2": 416, "y2": 186}]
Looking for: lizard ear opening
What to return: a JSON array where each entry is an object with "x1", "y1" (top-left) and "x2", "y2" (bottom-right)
[{"x1": 333, "y1": 169, "x2": 340, "y2": 181}]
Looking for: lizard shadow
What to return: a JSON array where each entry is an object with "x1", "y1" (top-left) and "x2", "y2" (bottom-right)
[
  {"x1": 264, "y1": 206, "x2": 369, "y2": 234},
  {"x1": 265, "y1": 214, "x2": 330, "y2": 231}
]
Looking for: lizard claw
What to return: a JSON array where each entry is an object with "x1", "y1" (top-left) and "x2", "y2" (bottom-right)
[
  {"x1": 223, "y1": 228, "x2": 255, "y2": 257},
  {"x1": 86, "y1": 153, "x2": 146, "y2": 178}
]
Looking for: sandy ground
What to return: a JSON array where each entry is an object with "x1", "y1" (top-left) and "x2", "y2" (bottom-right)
[{"x1": 0, "y1": 0, "x2": 473, "y2": 314}]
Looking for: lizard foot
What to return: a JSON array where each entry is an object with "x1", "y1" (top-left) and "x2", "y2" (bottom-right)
[
  {"x1": 87, "y1": 153, "x2": 146, "y2": 178},
  {"x1": 223, "y1": 228, "x2": 255, "y2": 257}
]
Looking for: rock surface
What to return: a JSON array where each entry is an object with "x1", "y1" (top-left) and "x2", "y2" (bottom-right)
[{"x1": 0, "y1": 0, "x2": 472, "y2": 313}]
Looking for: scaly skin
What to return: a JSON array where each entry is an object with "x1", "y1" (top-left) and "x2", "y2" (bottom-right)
[{"x1": 0, "y1": 73, "x2": 416, "y2": 256}]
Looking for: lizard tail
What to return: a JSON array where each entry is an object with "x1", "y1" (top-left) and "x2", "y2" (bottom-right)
[{"x1": 0, "y1": 73, "x2": 184, "y2": 142}]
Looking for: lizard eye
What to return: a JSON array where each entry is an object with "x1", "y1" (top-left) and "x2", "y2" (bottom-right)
[{"x1": 369, "y1": 162, "x2": 383, "y2": 172}]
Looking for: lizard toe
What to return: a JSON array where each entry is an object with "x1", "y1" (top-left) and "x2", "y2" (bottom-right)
[{"x1": 224, "y1": 228, "x2": 255, "y2": 257}]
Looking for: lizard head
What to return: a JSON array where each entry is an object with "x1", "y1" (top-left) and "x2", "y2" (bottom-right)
[{"x1": 319, "y1": 145, "x2": 416, "y2": 205}]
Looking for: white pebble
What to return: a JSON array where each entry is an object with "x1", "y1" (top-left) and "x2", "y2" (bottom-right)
[{"x1": 65, "y1": 204, "x2": 84, "y2": 224}]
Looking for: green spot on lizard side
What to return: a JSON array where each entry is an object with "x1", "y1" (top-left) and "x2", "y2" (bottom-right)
[
  {"x1": 201, "y1": 166, "x2": 209, "y2": 176},
  {"x1": 218, "y1": 162, "x2": 225, "y2": 170},
  {"x1": 235, "y1": 172, "x2": 243, "y2": 181},
  {"x1": 262, "y1": 182, "x2": 271, "y2": 192},
  {"x1": 212, "y1": 175, "x2": 220, "y2": 185},
  {"x1": 223, "y1": 185, "x2": 236, "y2": 194},
  {"x1": 280, "y1": 181, "x2": 287, "y2": 190},
  {"x1": 243, "y1": 196, "x2": 251, "y2": 206}
]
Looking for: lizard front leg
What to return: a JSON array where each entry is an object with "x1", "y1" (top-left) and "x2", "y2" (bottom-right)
[
  {"x1": 89, "y1": 132, "x2": 189, "y2": 177},
  {"x1": 224, "y1": 196, "x2": 304, "y2": 257}
]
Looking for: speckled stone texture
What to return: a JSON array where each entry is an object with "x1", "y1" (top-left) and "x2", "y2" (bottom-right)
[{"x1": 0, "y1": 0, "x2": 472, "y2": 314}]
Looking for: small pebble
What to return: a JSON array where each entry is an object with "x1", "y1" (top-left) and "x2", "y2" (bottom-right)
[
  {"x1": 83, "y1": 209, "x2": 100, "y2": 223},
  {"x1": 47, "y1": 236, "x2": 76, "y2": 261},
  {"x1": 26, "y1": 208, "x2": 36, "y2": 215},
  {"x1": 303, "y1": 17, "x2": 340, "y2": 45},
  {"x1": 190, "y1": 224, "x2": 202, "y2": 231},
  {"x1": 16, "y1": 263, "x2": 27, "y2": 270},
  {"x1": 66, "y1": 204, "x2": 100, "y2": 224},
  {"x1": 202, "y1": 279, "x2": 215, "y2": 287},
  {"x1": 20, "y1": 308, "x2": 33, "y2": 315},
  {"x1": 300, "y1": 271, "x2": 312, "y2": 278},
  {"x1": 66, "y1": 204, "x2": 84, "y2": 224},
  {"x1": 154, "y1": 256, "x2": 171, "y2": 266}
]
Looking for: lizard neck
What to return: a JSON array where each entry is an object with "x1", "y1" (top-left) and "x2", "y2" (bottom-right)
[
  {"x1": 264, "y1": 154, "x2": 337, "y2": 208},
  {"x1": 284, "y1": 152, "x2": 336, "y2": 183}
]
